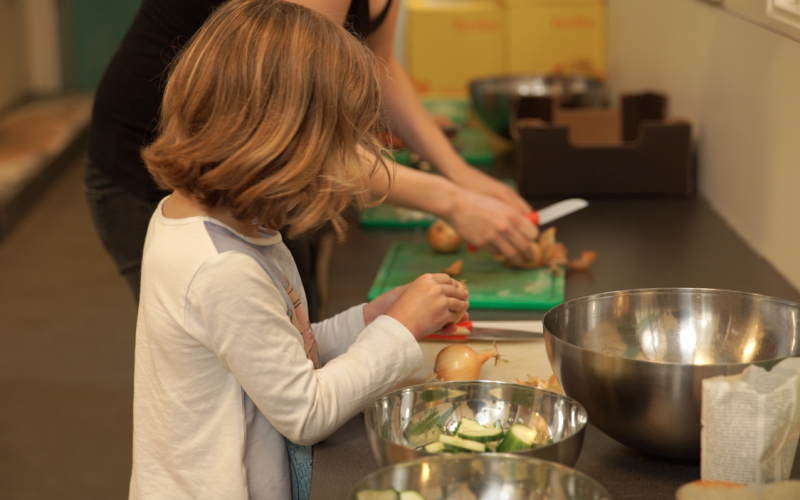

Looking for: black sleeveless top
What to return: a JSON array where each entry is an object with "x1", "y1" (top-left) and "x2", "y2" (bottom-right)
[{"x1": 87, "y1": 0, "x2": 392, "y2": 201}]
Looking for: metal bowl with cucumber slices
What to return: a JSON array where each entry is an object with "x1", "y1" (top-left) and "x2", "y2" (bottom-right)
[
  {"x1": 351, "y1": 454, "x2": 611, "y2": 500},
  {"x1": 364, "y1": 381, "x2": 587, "y2": 468}
]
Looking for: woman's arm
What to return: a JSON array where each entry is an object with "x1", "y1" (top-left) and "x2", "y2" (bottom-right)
[
  {"x1": 366, "y1": 0, "x2": 532, "y2": 215},
  {"x1": 371, "y1": 162, "x2": 536, "y2": 264},
  {"x1": 288, "y1": 0, "x2": 537, "y2": 262}
]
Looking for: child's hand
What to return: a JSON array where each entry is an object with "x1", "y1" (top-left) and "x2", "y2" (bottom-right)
[
  {"x1": 363, "y1": 284, "x2": 409, "y2": 326},
  {"x1": 385, "y1": 274, "x2": 469, "y2": 341}
]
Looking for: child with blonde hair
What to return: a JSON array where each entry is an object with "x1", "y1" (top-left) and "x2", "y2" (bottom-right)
[{"x1": 131, "y1": 0, "x2": 468, "y2": 498}]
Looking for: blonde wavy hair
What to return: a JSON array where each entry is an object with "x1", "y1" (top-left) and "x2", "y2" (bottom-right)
[{"x1": 143, "y1": 0, "x2": 390, "y2": 237}]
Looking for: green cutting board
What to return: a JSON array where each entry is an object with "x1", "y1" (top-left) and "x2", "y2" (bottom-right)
[
  {"x1": 390, "y1": 97, "x2": 493, "y2": 166},
  {"x1": 391, "y1": 129, "x2": 494, "y2": 166},
  {"x1": 367, "y1": 243, "x2": 565, "y2": 310}
]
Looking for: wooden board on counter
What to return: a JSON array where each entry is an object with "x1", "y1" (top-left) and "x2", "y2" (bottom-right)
[{"x1": 403, "y1": 339, "x2": 554, "y2": 388}]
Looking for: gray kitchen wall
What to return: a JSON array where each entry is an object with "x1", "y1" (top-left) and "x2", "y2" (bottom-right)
[{"x1": 608, "y1": 0, "x2": 800, "y2": 292}]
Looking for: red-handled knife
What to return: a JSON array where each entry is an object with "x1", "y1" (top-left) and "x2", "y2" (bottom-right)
[
  {"x1": 424, "y1": 320, "x2": 544, "y2": 341},
  {"x1": 466, "y1": 198, "x2": 588, "y2": 253}
]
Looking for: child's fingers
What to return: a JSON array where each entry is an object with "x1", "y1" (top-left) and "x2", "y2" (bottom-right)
[
  {"x1": 418, "y1": 274, "x2": 468, "y2": 298},
  {"x1": 446, "y1": 297, "x2": 468, "y2": 313},
  {"x1": 446, "y1": 308, "x2": 467, "y2": 324},
  {"x1": 438, "y1": 283, "x2": 468, "y2": 300},
  {"x1": 440, "y1": 323, "x2": 459, "y2": 335},
  {"x1": 437, "y1": 311, "x2": 471, "y2": 335},
  {"x1": 427, "y1": 273, "x2": 456, "y2": 285}
]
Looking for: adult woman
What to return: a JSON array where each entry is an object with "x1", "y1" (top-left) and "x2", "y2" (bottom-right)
[{"x1": 85, "y1": 0, "x2": 538, "y2": 312}]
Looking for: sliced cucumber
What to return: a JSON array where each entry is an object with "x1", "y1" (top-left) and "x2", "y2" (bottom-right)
[
  {"x1": 486, "y1": 419, "x2": 502, "y2": 429},
  {"x1": 452, "y1": 417, "x2": 483, "y2": 437},
  {"x1": 438, "y1": 434, "x2": 487, "y2": 453},
  {"x1": 356, "y1": 489, "x2": 399, "y2": 500},
  {"x1": 423, "y1": 441, "x2": 445, "y2": 453},
  {"x1": 486, "y1": 440, "x2": 500, "y2": 452},
  {"x1": 457, "y1": 426, "x2": 504, "y2": 443},
  {"x1": 399, "y1": 491, "x2": 426, "y2": 500},
  {"x1": 497, "y1": 424, "x2": 538, "y2": 452},
  {"x1": 457, "y1": 418, "x2": 484, "y2": 431}
]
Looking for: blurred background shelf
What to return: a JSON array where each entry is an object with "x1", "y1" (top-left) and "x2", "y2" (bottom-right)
[{"x1": 0, "y1": 93, "x2": 92, "y2": 241}]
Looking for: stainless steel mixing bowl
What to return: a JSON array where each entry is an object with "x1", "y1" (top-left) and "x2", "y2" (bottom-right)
[
  {"x1": 469, "y1": 74, "x2": 606, "y2": 138},
  {"x1": 351, "y1": 454, "x2": 611, "y2": 500},
  {"x1": 364, "y1": 381, "x2": 588, "y2": 468},
  {"x1": 543, "y1": 288, "x2": 800, "y2": 459}
]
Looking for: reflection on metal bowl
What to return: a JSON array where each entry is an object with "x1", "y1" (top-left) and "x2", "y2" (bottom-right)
[
  {"x1": 469, "y1": 74, "x2": 606, "y2": 138},
  {"x1": 364, "y1": 380, "x2": 587, "y2": 468},
  {"x1": 543, "y1": 288, "x2": 800, "y2": 459},
  {"x1": 351, "y1": 454, "x2": 611, "y2": 500}
]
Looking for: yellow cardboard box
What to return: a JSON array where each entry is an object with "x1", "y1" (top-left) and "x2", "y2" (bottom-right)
[
  {"x1": 406, "y1": 0, "x2": 504, "y2": 96},
  {"x1": 405, "y1": 0, "x2": 606, "y2": 96},
  {"x1": 503, "y1": 0, "x2": 606, "y2": 77}
]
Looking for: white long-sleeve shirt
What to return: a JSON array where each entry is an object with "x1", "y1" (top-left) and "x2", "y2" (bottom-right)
[{"x1": 130, "y1": 199, "x2": 423, "y2": 499}]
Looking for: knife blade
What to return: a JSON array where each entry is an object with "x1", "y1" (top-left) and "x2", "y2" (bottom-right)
[
  {"x1": 423, "y1": 320, "x2": 543, "y2": 342},
  {"x1": 531, "y1": 198, "x2": 589, "y2": 226}
]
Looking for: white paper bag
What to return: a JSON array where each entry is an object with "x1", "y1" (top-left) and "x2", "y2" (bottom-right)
[{"x1": 701, "y1": 358, "x2": 800, "y2": 484}]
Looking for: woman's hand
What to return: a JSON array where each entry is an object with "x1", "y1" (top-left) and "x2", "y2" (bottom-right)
[
  {"x1": 385, "y1": 274, "x2": 469, "y2": 340},
  {"x1": 444, "y1": 188, "x2": 539, "y2": 267}
]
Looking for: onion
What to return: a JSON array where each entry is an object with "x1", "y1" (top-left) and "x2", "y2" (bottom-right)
[
  {"x1": 500, "y1": 241, "x2": 543, "y2": 269},
  {"x1": 544, "y1": 242, "x2": 568, "y2": 266},
  {"x1": 442, "y1": 259, "x2": 463, "y2": 277},
  {"x1": 428, "y1": 219, "x2": 462, "y2": 253},
  {"x1": 433, "y1": 342, "x2": 501, "y2": 381},
  {"x1": 538, "y1": 227, "x2": 557, "y2": 252},
  {"x1": 568, "y1": 250, "x2": 597, "y2": 271}
]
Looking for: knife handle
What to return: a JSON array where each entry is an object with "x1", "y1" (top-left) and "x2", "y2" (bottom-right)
[
  {"x1": 455, "y1": 320, "x2": 472, "y2": 331},
  {"x1": 466, "y1": 212, "x2": 539, "y2": 253},
  {"x1": 423, "y1": 320, "x2": 473, "y2": 341}
]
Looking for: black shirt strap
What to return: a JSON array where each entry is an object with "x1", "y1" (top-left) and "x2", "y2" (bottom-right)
[{"x1": 346, "y1": 0, "x2": 393, "y2": 39}]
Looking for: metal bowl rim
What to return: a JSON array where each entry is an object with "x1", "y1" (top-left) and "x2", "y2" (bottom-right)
[
  {"x1": 468, "y1": 73, "x2": 602, "y2": 89},
  {"x1": 351, "y1": 452, "x2": 612, "y2": 497},
  {"x1": 543, "y1": 287, "x2": 800, "y2": 366},
  {"x1": 365, "y1": 380, "x2": 589, "y2": 454},
  {"x1": 369, "y1": 379, "x2": 588, "y2": 412}
]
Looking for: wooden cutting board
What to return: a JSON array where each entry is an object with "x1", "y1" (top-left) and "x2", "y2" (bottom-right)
[{"x1": 367, "y1": 243, "x2": 565, "y2": 310}]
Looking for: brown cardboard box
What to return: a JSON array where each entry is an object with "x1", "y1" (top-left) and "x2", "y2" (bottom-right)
[{"x1": 514, "y1": 92, "x2": 695, "y2": 198}]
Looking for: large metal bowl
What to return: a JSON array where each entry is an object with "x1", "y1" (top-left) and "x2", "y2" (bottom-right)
[
  {"x1": 469, "y1": 74, "x2": 606, "y2": 138},
  {"x1": 543, "y1": 288, "x2": 800, "y2": 459},
  {"x1": 351, "y1": 454, "x2": 611, "y2": 500},
  {"x1": 364, "y1": 381, "x2": 588, "y2": 468}
]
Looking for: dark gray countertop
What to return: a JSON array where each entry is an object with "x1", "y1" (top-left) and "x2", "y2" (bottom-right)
[{"x1": 310, "y1": 197, "x2": 800, "y2": 499}]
